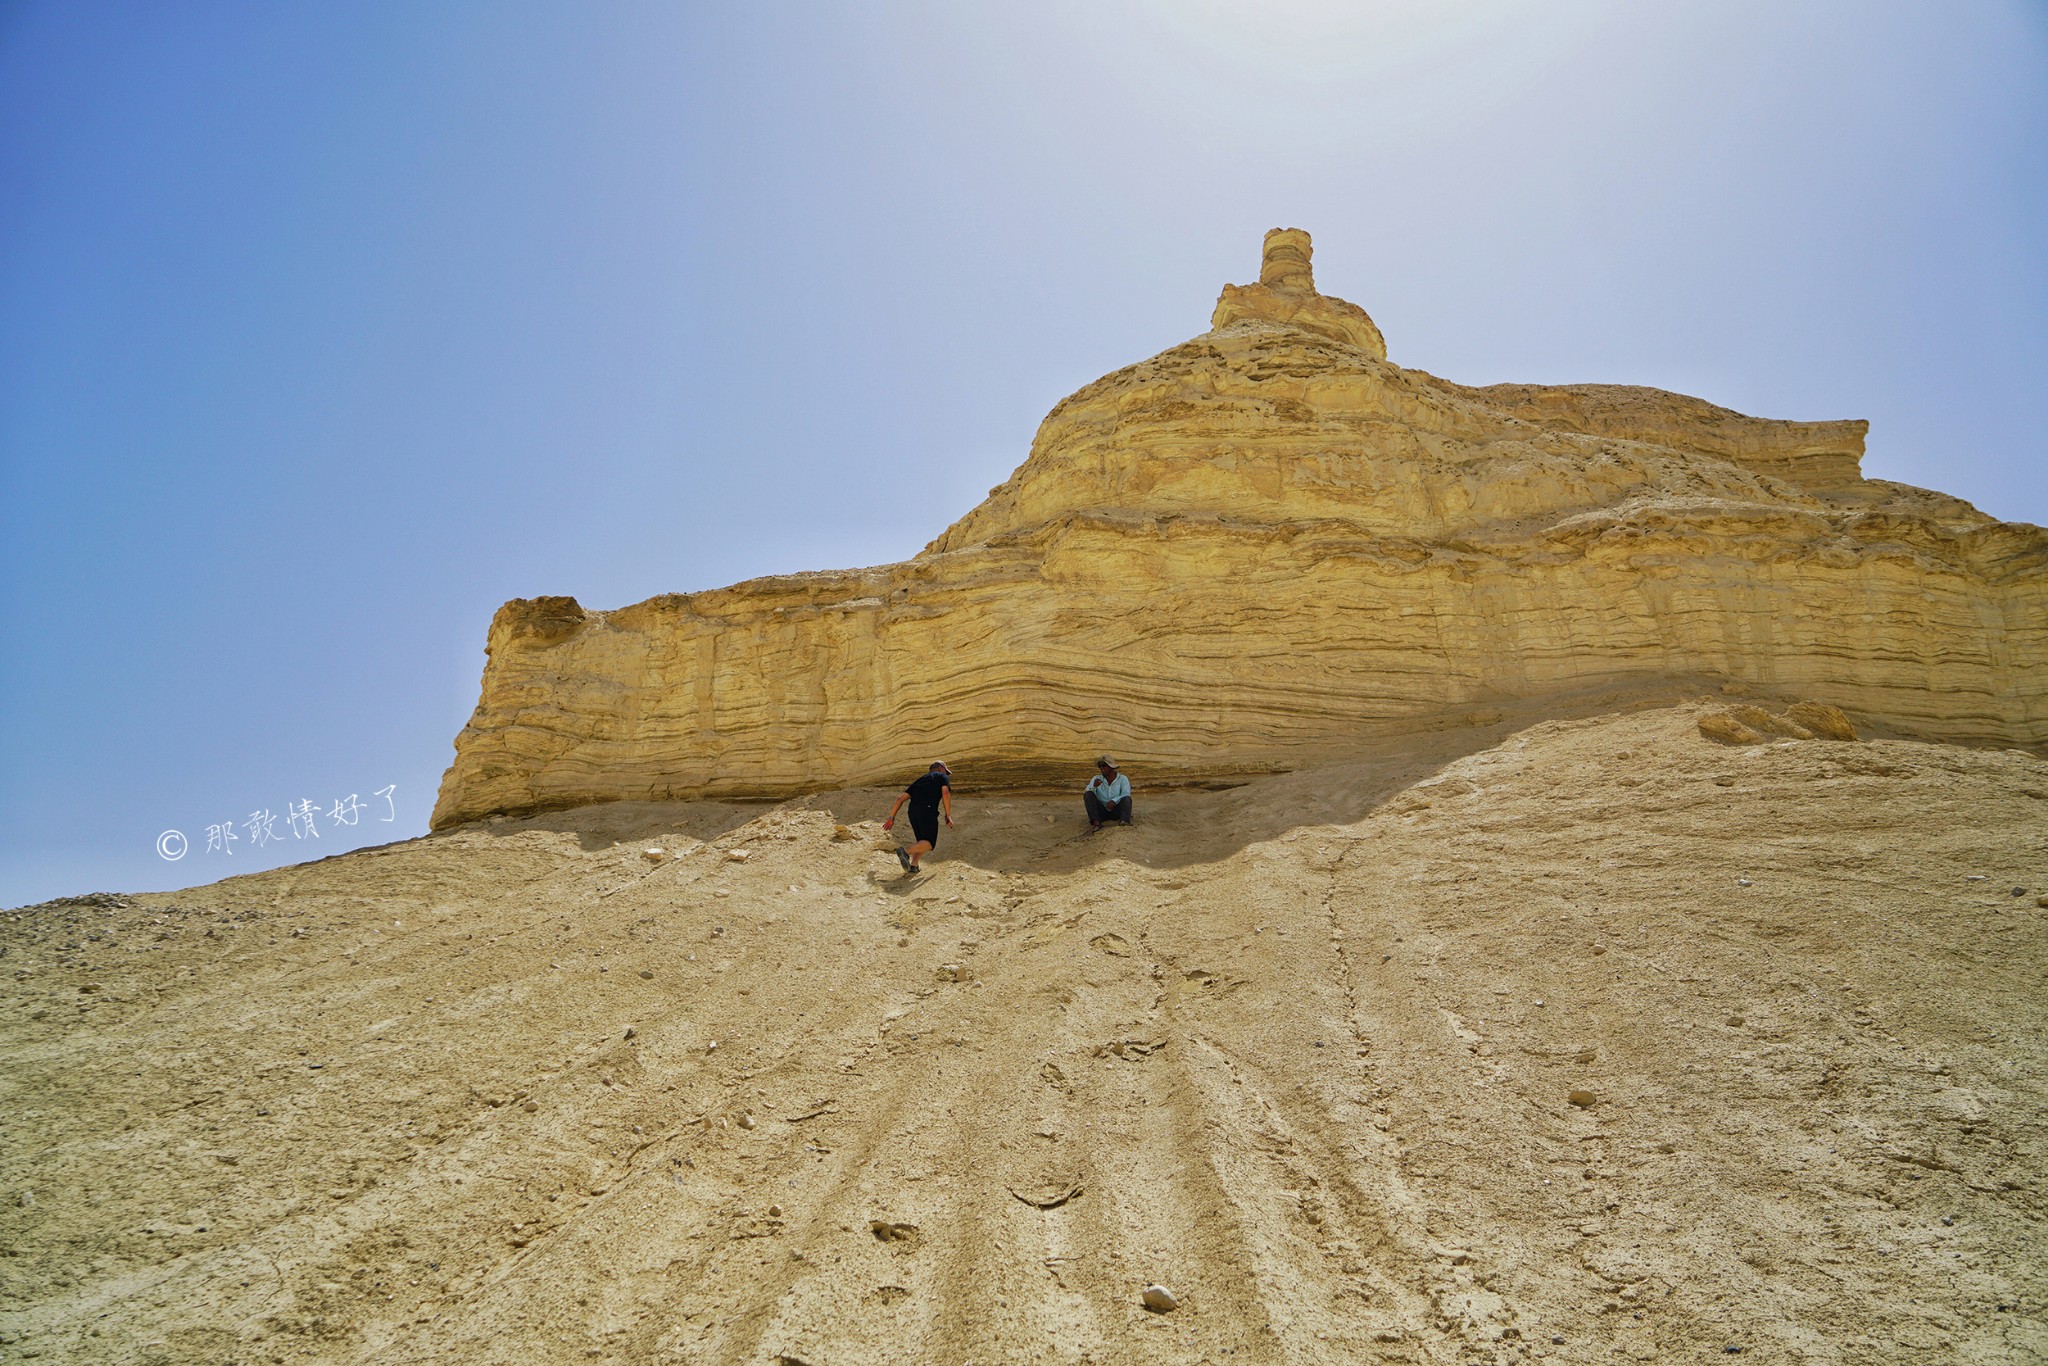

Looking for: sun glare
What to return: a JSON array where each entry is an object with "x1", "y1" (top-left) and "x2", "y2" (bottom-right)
[{"x1": 1127, "y1": 0, "x2": 1593, "y2": 82}]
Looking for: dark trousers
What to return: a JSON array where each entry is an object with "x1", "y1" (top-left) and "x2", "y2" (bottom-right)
[{"x1": 1084, "y1": 791, "x2": 1132, "y2": 826}]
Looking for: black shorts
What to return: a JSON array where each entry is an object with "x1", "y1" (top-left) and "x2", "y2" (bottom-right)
[{"x1": 910, "y1": 808, "x2": 940, "y2": 846}]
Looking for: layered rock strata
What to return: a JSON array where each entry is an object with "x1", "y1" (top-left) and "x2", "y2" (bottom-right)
[{"x1": 432, "y1": 229, "x2": 2047, "y2": 827}]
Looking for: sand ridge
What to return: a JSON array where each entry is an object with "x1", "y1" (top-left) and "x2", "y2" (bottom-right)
[{"x1": 3, "y1": 702, "x2": 2045, "y2": 1363}]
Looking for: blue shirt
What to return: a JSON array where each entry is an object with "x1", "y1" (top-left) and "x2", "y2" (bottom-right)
[{"x1": 1087, "y1": 772, "x2": 1130, "y2": 804}]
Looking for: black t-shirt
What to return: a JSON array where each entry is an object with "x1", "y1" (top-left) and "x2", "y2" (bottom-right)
[{"x1": 906, "y1": 772, "x2": 950, "y2": 814}]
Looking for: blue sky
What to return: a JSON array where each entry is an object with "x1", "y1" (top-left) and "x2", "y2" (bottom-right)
[{"x1": 3, "y1": 2, "x2": 2044, "y2": 905}]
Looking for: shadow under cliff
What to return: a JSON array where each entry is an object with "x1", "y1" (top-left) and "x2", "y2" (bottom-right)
[{"x1": 461, "y1": 678, "x2": 1794, "y2": 877}]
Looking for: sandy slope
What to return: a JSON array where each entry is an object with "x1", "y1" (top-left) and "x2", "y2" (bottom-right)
[{"x1": 3, "y1": 702, "x2": 2045, "y2": 1365}]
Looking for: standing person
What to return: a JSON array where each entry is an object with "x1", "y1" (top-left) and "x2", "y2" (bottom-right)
[
  {"x1": 883, "y1": 761, "x2": 953, "y2": 874},
  {"x1": 1083, "y1": 756, "x2": 1132, "y2": 830}
]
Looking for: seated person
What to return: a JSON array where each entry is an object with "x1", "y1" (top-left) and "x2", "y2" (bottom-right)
[{"x1": 1083, "y1": 756, "x2": 1132, "y2": 830}]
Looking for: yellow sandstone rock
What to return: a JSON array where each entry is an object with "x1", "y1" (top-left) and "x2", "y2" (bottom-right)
[
  {"x1": 1728, "y1": 705, "x2": 1815, "y2": 740},
  {"x1": 1785, "y1": 702, "x2": 1859, "y2": 741},
  {"x1": 1698, "y1": 714, "x2": 1767, "y2": 746},
  {"x1": 431, "y1": 231, "x2": 2048, "y2": 827}
]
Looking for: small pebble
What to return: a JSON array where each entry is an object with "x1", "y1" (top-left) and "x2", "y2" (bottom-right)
[
  {"x1": 638, "y1": 970, "x2": 654, "y2": 980},
  {"x1": 521, "y1": 1101, "x2": 539, "y2": 1113},
  {"x1": 1141, "y1": 1283, "x2": 1178, "y2": 1312},
  {"x1": 623, "y1": 1027, "x2": 638, "y2": 1040},
  {"x1": 768, "y1": 1203, "x2": 782, "y2": 1218},
  {"x1": 738, "y1": 1113, "x2": 756, "y2": 1130},
  {"x1": 1568, "y1": 1090, "x2": 1597, "y2": 1109}
]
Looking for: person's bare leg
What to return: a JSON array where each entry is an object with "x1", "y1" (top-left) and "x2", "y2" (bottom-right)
[{"x1": 907, "y1": 839, "x2": 933, "y2": 868}]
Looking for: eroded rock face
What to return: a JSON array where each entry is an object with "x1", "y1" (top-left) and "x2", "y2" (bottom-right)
[{"x1": 431, "y1": 231, "x2": 2047, "y2": 827}]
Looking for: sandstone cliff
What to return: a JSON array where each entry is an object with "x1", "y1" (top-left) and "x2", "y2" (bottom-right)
[{"x1": 432, "y1": 230, "x2": 2047, "y2": 827}]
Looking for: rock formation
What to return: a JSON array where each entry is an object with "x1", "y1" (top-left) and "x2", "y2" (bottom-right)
[{"x1": 432, "y1": 229, "x2": 2047, "y2": 827}]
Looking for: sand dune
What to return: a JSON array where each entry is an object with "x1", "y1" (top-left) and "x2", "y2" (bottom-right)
[{"x1": 4, "y1": 701, "x2": 2045, "y2": 1363}]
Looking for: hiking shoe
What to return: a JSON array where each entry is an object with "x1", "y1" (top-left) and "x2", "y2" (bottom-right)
[{"x1": 894, "y1": 847, "x2": 911, "y2": 873}]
